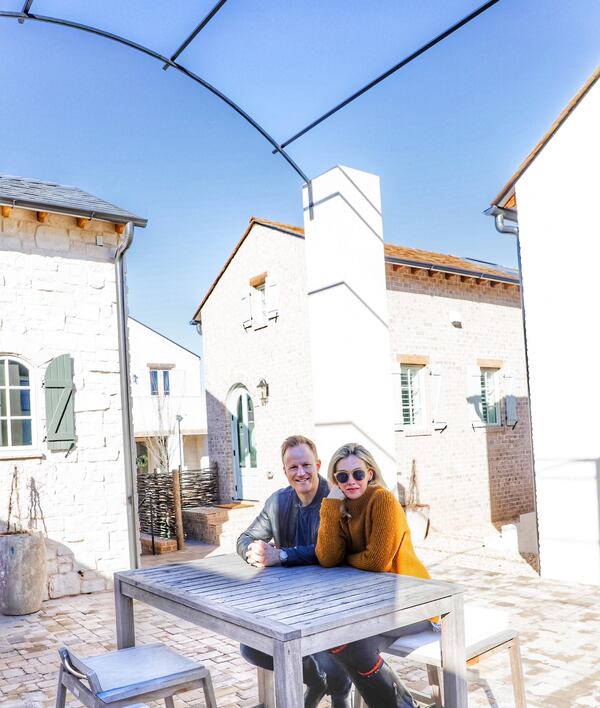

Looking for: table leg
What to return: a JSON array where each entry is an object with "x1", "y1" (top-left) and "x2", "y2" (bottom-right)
[
  {"x1": 257, "y1": 667, "x2": 275, "y2": 708},
  {"x1": 114, "y1": 578, "x2": 135, "y2": 649},
  {"x1": 440, "y1": 594, "x2": 467, "y2": 707},
  {"x1": 273, "y1": 638, "x2": 303, "y2": 707}
]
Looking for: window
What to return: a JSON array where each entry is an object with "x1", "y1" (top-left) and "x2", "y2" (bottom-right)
[
  {"x1": 480, "y1": 368, "x2": 500, "y2": 425},
  {"x1": 149, "y1": 368, "x2": 171, "y2": 396},
  {"x1": 400, "y1": 364, "x2": 424, "y2": 427},
  {"x1": 251, "y1": 283, "x2": 267, "y2": 329},
  {"x1": 241, "y1": 273, "x2": 279, "y2": 329},
  {"x1": 0, "y1": 358, "x2": 33, "y2": 447}
]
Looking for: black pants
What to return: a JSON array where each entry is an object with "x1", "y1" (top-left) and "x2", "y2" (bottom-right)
[
  {"x1": 328, "y1": 620, "x2": 431, "y2": 707},
  {"x1": 240, "y1": 643, "x2": 352, "y2": 698}
]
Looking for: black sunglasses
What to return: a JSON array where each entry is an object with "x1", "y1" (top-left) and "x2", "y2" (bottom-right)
[{"x1": 334, "y1": 469, "x2": 367, "y2": 484}]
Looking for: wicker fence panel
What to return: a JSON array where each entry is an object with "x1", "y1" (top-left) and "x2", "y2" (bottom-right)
[{"x1": 137, "y1": 464, "x2": 219, "y2": 539}]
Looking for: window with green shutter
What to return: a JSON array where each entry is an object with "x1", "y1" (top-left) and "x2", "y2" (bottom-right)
[
  {"x1": 44, "y1": 354, "x2": 76, "y2": 451},
  {"x1": 480, "y1": 368, "x2": 501, "y2": 426}
]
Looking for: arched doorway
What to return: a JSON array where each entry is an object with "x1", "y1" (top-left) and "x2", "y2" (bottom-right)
[{"x1": 228, "y1": 386, "x2": 259, "y2": 500}]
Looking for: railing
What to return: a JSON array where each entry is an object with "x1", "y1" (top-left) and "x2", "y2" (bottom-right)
[{"x1": 137, "y1": 464, "x2": 219, "y2": 540}]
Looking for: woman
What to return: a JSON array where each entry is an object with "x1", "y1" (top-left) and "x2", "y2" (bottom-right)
[{"x1": 316, "y1": 443, "x2": 434, "y2": 708}]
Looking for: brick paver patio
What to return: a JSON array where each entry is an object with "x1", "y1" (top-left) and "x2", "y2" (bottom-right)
[{"x1": 1, "y1": 543, "x2": 599, "y2": 707}]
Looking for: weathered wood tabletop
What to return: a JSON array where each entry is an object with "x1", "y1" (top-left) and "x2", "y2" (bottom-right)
[{"x1": 114, "y1": 554, "x2": 466, "y2": 707}]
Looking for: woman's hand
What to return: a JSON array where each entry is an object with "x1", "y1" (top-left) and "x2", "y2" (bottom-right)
[{"x1": 327, "y1": 485, "x2": 346, "y2": 500}]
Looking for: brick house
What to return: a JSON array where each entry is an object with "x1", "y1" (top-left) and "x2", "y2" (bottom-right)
[
  {"x1": 193, "y1": 168, "x2": 533, "y2": 532},
  {"x1": 487, "y1": 67, "x2": 600, "y2": 582},
  {"x1": 0, "y1": 175, "x2": 146, "y2": 598}
]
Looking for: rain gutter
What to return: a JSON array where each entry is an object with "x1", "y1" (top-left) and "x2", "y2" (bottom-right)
[
  {"x1": 384, "y1": 255, "x2": 519, "y2": 285},
  {"x1": 115, "y1": 222, "x2": 140, "y2": 569},
  {"x1": 485, "y1": 203, "x2": 541, "y2": 569}
]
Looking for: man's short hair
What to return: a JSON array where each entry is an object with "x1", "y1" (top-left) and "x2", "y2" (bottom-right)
[{"x1": 281, "y1": 435, "x2": 318, "y2": 463}]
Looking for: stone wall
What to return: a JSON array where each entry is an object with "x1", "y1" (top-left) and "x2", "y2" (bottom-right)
[
  {"x1": 0, "y1": 207, "x2": 130, "y2": 597},
  {"x1": 201, "y1": 222, "x2": 315, "y2": 502},
  {"x1": 386, "y1": 265, "x2": 534, "y2": 529}
]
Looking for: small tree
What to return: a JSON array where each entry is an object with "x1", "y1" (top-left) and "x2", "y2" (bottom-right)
[{"x1": 144, "y1": 393, "x2": 178, "y2": 473}]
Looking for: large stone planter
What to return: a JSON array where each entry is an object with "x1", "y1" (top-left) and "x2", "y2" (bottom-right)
[{"x1": 0, "y1": 532, "x2": 47, "y2": 615}]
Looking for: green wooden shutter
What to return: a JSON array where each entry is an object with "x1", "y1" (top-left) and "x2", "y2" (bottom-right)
[
  {"x1": 504, "y1": 373, "x2": 518, "y2": 427},
  {"x1": 44, "y1": 354, "x2": 75, "y2": 451}
]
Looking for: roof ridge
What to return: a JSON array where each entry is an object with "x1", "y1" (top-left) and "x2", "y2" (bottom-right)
[{"x1": 492, "y1": 64, "x2": 600, "y2": 207}]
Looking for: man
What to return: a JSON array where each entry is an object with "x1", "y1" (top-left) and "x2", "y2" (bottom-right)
[{"x1": 237, "y1": 435, "x2": 352, "y2": 708}]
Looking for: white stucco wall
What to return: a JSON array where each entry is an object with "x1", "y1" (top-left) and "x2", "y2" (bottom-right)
[
  {"x1": 0, "y1": 208, "x2": 131, "y2": 596},
  {"x1": 515, "y1": 77, "x2": 600, "y2": 583},
  {"x1": 129, "y1": 318, "x2": 206, "y2": 469},
  {"x1": 303, "y1": 166, "x2": 396, "y2": 487}
]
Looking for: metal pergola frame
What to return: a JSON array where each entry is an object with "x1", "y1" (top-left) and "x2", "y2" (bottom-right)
[{"x1": 1, "y1": 0, "x2": 501, "y2": 183}]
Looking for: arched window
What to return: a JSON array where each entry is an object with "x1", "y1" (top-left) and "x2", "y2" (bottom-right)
[{"x1": 0, "y1": 358, "x2": 33, "y2": 447}]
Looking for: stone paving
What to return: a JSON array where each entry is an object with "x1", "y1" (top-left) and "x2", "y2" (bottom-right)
[{"x1": 1, "y1": 541, "x2": 599, "y2": 707}]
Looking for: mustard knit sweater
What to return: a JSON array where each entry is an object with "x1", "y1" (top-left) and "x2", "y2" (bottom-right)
[{"x1": 316, "y1": 484, "x2": 430, "y2": 580}]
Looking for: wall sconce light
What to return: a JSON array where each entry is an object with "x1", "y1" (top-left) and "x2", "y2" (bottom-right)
[
  {"x1": 257, "y1": 378, "x2": 269, "y2": 405},
  {"x1": 449, "y1": 310, "x2": 463, "y2": 328}
]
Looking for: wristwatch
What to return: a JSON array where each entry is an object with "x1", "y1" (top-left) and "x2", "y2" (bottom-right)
[{"x1": 279, "y1": 549, "x2": 288, "y2": 565}]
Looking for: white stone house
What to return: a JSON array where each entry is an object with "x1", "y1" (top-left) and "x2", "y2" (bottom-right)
[
  {"x1": 487, "y1": 66, "x2": 600, "y2": 584},
  {"x1": 0, "y1": 175, "x2": 146, "y2": 598},
  {"x1": 128, "y1": 317, "x2": 208, "y2": 473},
  {"x1": 192, "y1": 167, "x2": 533, "y2": 534}
]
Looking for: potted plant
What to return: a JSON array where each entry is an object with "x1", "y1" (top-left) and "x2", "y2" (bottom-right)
[
  {"x1": 404, "y1": 460, "x2": 430, "y2": 542},
  {"x1": 0, "y1": 466, "x2": 47, "y2": 615}
]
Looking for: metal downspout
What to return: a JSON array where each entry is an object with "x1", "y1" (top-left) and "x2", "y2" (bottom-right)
[
  {"x1": 115, "y1": 222, "x2": 139, "y2": 569},
  {"x1": 492, "y1": 210, "x2": 542, "y2": 571}
]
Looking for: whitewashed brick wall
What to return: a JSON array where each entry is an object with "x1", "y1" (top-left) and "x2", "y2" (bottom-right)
[
  {"x1": 387, "y1": 265, "x2": 534, "y2": 529},
  {"x1": 0, "y1": 208, "x2": 130, "y2": 597},
  {"x1": 201, "y1": 222, "x2": 316, "y2": 501}
]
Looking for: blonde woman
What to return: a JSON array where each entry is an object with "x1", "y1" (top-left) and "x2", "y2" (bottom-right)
[{"x1": 316, "y1": 443, "x2": 433, "y2": 708}]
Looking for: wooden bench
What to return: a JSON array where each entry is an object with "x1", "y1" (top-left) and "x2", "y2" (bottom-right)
[
  {"x1": 55, "y1": 642, "x2": 217, "y2": 707},
  {"x1": 354, "y1": 605, "x2": 526, "y2": 708}
]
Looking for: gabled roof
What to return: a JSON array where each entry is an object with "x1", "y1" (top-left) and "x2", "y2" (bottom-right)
[
  {"x1": 492, "y1": 65, "x2": 600, "y2": 210},
  {"x1": 384, "y1": 243, "x2": 518, "y2": 281},
  {"x1": 0, "y1": 174, "x2": 147, "y2": 227},
  {"x1": 128, "y1": 317, "x2": 200, "y2": 359},
  {"x1": 191, "y1": 217, "x2": 304, "y2": 322},
  {"x1": 191, "y1": 217, "x2": 517, "y2": 323}
]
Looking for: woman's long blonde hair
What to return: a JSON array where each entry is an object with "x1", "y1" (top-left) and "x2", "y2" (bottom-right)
[{"x1": 328, "y1": 443, "x2": 387, "y2": 518}]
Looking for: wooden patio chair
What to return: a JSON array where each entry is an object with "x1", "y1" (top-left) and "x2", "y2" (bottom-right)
[
  {"x1": 55, "y1": 642, "x2": 217, "y2": 707},
  {"x1": 354, "y1": 604, "x2": 526, "y2": 708}
]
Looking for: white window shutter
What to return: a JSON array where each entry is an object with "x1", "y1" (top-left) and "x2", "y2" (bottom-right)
[
  {"x1": 468, "y1": 366, "x2": 485, "y2": 428},
  {"x1": 241, "y1": 287, "x2": 252, "y2": 329},
  {"x1": 392, "y1": 371, "x2": 404, "y2": 431},
  {"x1": 250, "y1": 287, "x2": 266, "y2": 328},
  {"x1": 266, "y1": 278, "x2": 279, "y2": 320},
  {"x1": 504, "y1": 373, "x2": 518, "y2": 427},
  {"x1": 430, "y1": 367, "x2": 447, "y2": 431}
]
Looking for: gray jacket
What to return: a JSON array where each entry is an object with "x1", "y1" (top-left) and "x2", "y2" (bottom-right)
[{"x1": 236, "y1": 476, "x2": 330, "y2": 566}]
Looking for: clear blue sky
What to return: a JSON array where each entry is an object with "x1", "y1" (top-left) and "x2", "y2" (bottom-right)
[{"x1": 0, "y1": 1, "x2": 598, "y2": 352}]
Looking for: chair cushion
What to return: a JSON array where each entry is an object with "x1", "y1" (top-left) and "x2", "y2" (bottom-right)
[
  {"x1": 386, "y1": 604, "x2": 514, "y2": 666},
  {"x1": 82, "y1": 643, "x2": 202, "y2": 692}
]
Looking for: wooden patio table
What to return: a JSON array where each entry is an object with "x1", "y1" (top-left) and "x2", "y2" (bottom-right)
[{"x1": 114, "y1": 554, "x2": 466, "y2": 707}]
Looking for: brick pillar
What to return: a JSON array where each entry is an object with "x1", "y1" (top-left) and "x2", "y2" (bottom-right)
[{"x1": 302, "y1": 166, "x2": 396, "y2": 488}]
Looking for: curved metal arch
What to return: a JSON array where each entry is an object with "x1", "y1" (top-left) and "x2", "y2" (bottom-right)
[{"x1": 0, "y1": 10, "x2": 310, "y2": 183}]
